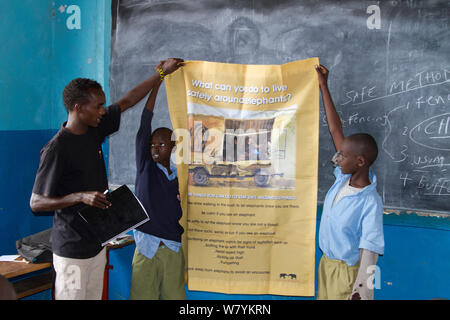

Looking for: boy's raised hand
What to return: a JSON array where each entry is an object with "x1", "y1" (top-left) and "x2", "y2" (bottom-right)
[
  {"x1": 157, "y1": 58, "x2": 184, "y2": 76},
  {"x1": 315, "y1": 64, "x2": 344, "y2": 150},
  {"x1": 116, "y1": 58, "x2": 184, "y2": 112},
  {"x1": 315, "y1": 64, "x2": 329, "y2": 88}
]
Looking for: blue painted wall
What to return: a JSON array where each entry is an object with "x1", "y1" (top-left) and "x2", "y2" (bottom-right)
[
  {"x1": 1, "y1": 1, "x2": 448, "y2": 300},
  {"x1": 107, "y1": 209, "x2": 450, "y2": 300},
  {"x1": 0, "y1": 0, "x2": 111, "y2": 299},
  {"x1": 0, "y1": 1, "x2": 53, "y2": 131},
  {"x1": 0, "y1": 1, "x2": 54, "y2": 256}
]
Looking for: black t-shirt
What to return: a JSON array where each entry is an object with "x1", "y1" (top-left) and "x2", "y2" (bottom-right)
[{"x1": 32, "y1": 104, "x2": 121, "y2": 259}]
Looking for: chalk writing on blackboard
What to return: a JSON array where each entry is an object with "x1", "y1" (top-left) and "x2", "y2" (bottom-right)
[{"x1": 110, "y1": 0, "x2": 450, "y2": 215}]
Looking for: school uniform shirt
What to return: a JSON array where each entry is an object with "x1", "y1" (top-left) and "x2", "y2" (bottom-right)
[
  {"x1": 32, "y1": 104, "x2": 121, "y2": 259},
  {"x1": 134, "y1": 108, "x2": 184, "y2": 249},
  {"x1": 133, "y1": 162, "x2": 181, "y2": 260},
  {"x1": 319, "y1": 166, "x2": 384, "y2": 266}
]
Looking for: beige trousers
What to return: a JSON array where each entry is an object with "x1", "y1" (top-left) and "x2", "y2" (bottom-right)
[
  {"x1": 317, "y1": 254, "x2": 360, "y2": 300},
  {"x1": 53, "y1": 247, "x2": 106, "y2": 300},
  {"x1": 130, "y1": 246, "x2": 186, "y2": 300}
]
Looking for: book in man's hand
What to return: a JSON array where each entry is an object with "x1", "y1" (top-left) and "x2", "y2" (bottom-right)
[{"x1": 78, "y1": 185, "x2": 149, "y2": 246}]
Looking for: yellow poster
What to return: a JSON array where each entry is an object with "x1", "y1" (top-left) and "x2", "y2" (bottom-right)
[{"x1": 165, "y1": 58, "x2": 319, "y2": 296}]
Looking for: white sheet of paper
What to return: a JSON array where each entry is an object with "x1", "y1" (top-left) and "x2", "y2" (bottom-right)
[{"x1": 0, "y1": 255, "x2": 23, "y2": 262}]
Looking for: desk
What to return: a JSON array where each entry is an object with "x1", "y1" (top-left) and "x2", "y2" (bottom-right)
[
  {"x1": 0, "y1": 258, "x2": 53, "y2": 299},
  {"x1": 102, "y1": 235, "x2": 135, "y2": 300},
  {"x1": 0, "y1": 236, "x2": 134, "y2": 300}
]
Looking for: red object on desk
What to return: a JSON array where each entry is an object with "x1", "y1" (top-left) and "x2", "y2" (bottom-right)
[
  {"x1": 101, "y1": 236, "x2": 135, "y2": 300},
  {"x1": 102, "y1": 251, "x2": 114, "y2": 300}
]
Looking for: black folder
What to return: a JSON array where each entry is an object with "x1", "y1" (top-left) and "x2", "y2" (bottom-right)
[{"x1": 78, "y1": 185, "x2": 149, "y2": 246}]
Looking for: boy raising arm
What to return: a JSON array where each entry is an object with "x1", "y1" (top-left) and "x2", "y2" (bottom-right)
[
  {"x1": 129, "y1": 62, "x2": 185, "y2": 300},
  {"x1": 315, "y1": 65, "x2": 384, "y2": 300}
]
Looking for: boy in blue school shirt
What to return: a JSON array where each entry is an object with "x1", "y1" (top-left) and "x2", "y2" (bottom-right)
[
  {"x1": 129, "y1": 59, "x2": 186, "y2": 300},
  {"x1": 315, "y1": 65, "x2": 384, "y2": 300}
]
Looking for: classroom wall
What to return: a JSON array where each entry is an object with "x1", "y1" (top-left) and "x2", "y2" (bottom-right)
[
  {"x1": 107, "y1": 208, "x2": 450, "y2": 300},
  {"x1": 0, "y1": 0, "x2": 54, "y2": 258},
  {"x1": 0, "y1": 0, "x2": 111, "y2": 299},
  {"x1": 1, "y1": 1, "x2": 448, "y2": 300}
]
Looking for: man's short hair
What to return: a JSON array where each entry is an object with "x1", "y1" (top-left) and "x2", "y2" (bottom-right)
[
  {"x1": 347, "y1": 133, "x2": 378, "y2": 165},
  {"x1": 62, "y1": 78, "x2": 102, "y2": 112}
]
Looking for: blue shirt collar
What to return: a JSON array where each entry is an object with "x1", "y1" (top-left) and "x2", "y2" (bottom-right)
[
  {"x1": 156, "y1": 162, "x2": 177, "y2": 181},
  {"x1": 336, "y1": 167, "x2": 378, "y2": 194}
]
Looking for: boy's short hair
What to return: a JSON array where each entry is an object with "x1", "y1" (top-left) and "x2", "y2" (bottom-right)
[
  {"x1": 151, "y1": 127, "x2": 173, "y2": 140},
  {"x1": 348, "y1": 133, "x2": 378, "y2": 165},
  {"x1": 62, "y1": 78, "x2": 102, "y2": 112}
]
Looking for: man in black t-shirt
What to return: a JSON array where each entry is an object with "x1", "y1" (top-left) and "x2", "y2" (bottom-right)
[{"x1": 30, "y1": 58, "x2": 183, "y2": 300}]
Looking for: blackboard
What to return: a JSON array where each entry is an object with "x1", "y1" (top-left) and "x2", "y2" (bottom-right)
[{"x1": 109, "y1": 0, "x2": 450, "y2": 215}]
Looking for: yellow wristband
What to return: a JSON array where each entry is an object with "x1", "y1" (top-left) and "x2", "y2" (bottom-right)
[{"x1": 158, "y1": 68, "x2": 165, "y2": 81}]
